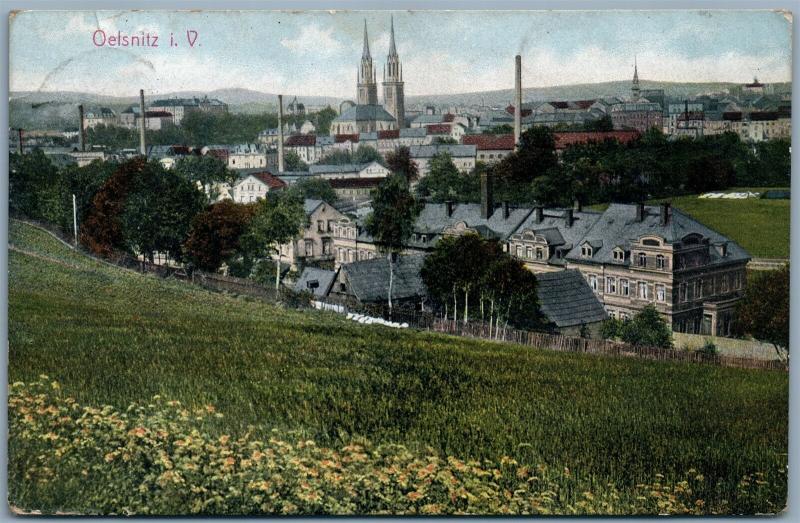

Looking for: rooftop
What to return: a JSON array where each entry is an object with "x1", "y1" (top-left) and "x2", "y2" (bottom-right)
[
  {"x1": 340, "y1": 255, "x2": 427, "y2": 302},
  {"x1": 536, "y1": 270, "x2": 608, "y2": 328}
]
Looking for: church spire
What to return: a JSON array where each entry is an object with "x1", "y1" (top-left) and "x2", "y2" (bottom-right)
[
  {"x1": 631, "y1": 56, "x2": 641, "y2": 101},
  {"x1": 362, "y1": 19, "x2": 371, "y2": 59},
  {"x1": 388, "y1": 14, "x2": 398, "y2": 57}
]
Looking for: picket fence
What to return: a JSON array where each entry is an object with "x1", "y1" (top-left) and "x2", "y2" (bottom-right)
[{"x1": 14, "y1": 218, "x2": 788, "y2": 373}]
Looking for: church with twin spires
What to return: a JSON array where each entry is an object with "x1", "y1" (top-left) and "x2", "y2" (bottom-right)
[{"x1": 330, "y1": 17, "x2": 406, "y2": 134}]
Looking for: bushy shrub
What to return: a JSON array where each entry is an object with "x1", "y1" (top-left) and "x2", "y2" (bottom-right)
[{"x1": 9, "y1": 379, "x2": 783, "y2": 516}]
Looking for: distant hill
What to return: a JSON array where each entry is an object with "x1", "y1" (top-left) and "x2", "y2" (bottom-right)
[{"x1": 9, "y1": 80, "x2": 791, "y2": 130}]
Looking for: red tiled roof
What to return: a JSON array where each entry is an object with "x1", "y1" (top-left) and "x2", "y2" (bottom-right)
[
  {"x1": 285, "y1": 134, "x2": 316, "y2": 146},
  {"x1": 145, "y1": 111, "x2": 172, "y2": 118},
  {"x1": 328, "y1": 177, "x2": 384, "y2": 189},
  {"x1": 573, "y1": 99, "x2": 596, "y2": 109},
  {"x1": 171, "y1": 145, "x2": 192, "y2": 155},
  {"x1": 443, "y1": 113, "x2": 455, "y2": 122},
  {"x1": 550, "y1": 101, "x2": 570, "y2": 109},
  {"x1": 462, "y1": 134, "x2": 515, "y2": 151},
  {"x1": 249, "y1": 171, "x2": 287, "y2": 190},
  {"x1": 335, "y1": 134, "x2": 359, "y2": 143},
  {"x1": 553, "y1": 130, "x2": 641, "y2": 150},
  {"x1": 505, "y1": 105, "x2": 533, "y2": 117},
  {"x1": 377, "y1": 129, "x2": 400, "y2": 140},
  {"x1": 205, "y1": 149, "x2": 229, "y2": 160},
  {"x1": 676, "y1": 111, "x2": 705, "y2": 121},
  {"x1": 426, "y1": 124, "x2": 452, "y2": 134}
]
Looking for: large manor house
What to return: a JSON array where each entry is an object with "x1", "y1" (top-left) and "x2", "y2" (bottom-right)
[{"x1": 330, "y1": 18, "x2": 406, "y2": 134}]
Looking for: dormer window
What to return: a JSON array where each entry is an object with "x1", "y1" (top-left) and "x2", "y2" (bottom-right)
[
  {"x1": 581, "y1": 245, "x2": 592, "y2": 258},
  {"x1": 612, "y1": 248, "x2": 625, "y2": 261}
]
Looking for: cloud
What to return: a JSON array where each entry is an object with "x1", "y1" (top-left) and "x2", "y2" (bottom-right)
[{"x1": 280, "y1": 24, "x2": 344, "y2": 56}]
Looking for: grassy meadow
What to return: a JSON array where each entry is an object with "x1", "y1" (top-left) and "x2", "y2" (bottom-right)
[
  {"x1": 8, "y1": 220, "x2": 789, "y2": 514},
  {"x1": 591, "y1": 188, "x2": 790, "y2": 258}
]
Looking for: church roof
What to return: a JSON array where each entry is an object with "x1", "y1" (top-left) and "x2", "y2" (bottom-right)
[{"x1": 333, "y1": 104, "x2": 397, "y2": 123}]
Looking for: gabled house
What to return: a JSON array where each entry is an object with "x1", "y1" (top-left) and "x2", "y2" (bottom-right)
[
  {"x1": 278, "y1": 199, "x2": 347, "y2": 270},
  {"x1": 230, "y1": 171, "x2": 287, "y2": 203},
  {"x1": 329, "y1": 255, "x2": 427, "y2": 308}
]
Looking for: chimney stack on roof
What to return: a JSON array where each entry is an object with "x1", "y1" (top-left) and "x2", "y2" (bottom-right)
[
  {"x1": 636, "y1": 202, "x2": 645, "y2": 222},
  {"x1": 138, "y1": 90, "x2": 147, "y2": 156},
  {"x1": 78, "y1": 105, "x2": 85, "y2": 152},
  {"x1": 573, "y1": 198, "x2": 582, "y2": 212},
  {"x1": 278, "y1": 95, "x2": 285, "y2": 172},
  {"x1": 480, "y1": 170, "x2": 493, "y2": 219},
  {"x1": 446, "y1": 200, "x2": 455, "y2": 217},
  {"x1": 660, "y1": 202, "x2": 672, "y2": 226},
  {"x1": 564, "y1": 208, "x2": 574, "y2": 228},
  {"x1": 514, "y1": 55, "x2": 522, "y2": 151},
  {"x1": 503, "y1": 201, "x2": 511, "y2": 219},
  {"x1": 534, "y1": 206, "x2": 543, "y2": 223}
]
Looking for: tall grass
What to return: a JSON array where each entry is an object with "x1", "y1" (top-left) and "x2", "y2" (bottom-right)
[{"x1": 8, "y1": 220, "x2": 788, "y2": 513}]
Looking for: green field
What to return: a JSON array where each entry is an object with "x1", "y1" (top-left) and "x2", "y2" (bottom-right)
[
  {"x1": 591, "y1": 188, "x2": 790, "y2": 259},
  {"x1": 8, "y1": 220, "x2": 788, "y2": 514}
]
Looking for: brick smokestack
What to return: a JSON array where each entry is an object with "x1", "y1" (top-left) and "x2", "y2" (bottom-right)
[
  {"x1": 480, "y1": 169, "x2": 493, "y2": 219},
  {"x1": 277, "y1": 94, "x2": 285, "y2": 172},
  {"x1": 514, "y1": 55, "x2": 522, "y2": 151},
  {"x1": 138, "y1": 89, "x2": 147, "y2": 156},
  {"x1": 78, "y1": 104, "x2": 85, "y2": 152}
]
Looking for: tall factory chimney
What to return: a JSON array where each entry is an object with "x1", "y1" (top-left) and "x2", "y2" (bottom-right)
[
  {"x1": 78, "y1": 104, "x2": 85, "y2": 152},
  {"x1": 277, "y1": 94, "x2": 285, "y2": 172},
  {"x1": 139, "y1": 89, "x2": 147, "y2": 156},
  {"x1": 514, "y1": 55, "x2": 522, "y2": 151},
  {"x1": 17, "y1": 128, "x2": 23, "y2": 155}
]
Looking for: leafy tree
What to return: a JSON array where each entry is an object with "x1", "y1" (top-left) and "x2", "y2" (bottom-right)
[
  {"x1": 619, "y1": 305, "x2": 672, "y2": 348},
  {"x1": 184, "y1": 200, "x2": 256, "y2": 272},
  {"x1": 293, "y1": 178, "x2": 337, "y2": 203},
  {"x1": 364, "y1": 174, "x2": 419, "y2": 313},
  {"x1": 119, "y1": 161, "x2": 206, "y2": 263},
  {"x1": 9, "y1": 149, "x2": 64, "y2": 224},
  {"x1": 482, "y1": 124, "x2": 513, "y2": 135},
  {"x1": 61, "y1": 160, "x2": 118, "y2": 231},
  {"x1": 415, "y1": 152, "x2": 477, "y2": 203},
  {"x1": 583, "y1": 115, "x2": 613, "y2": 132},
  {"x1": 742, "y1": 138, "x2": 791, "y2": 186},
  {"x1": 173, "y1": 155, "x2": 237, "y2": 201},
  {"x1": 733, "y1": 265, "x2": 789, "y2": 358},
  {"x1": 81, "y1": 159, "x2": 142, "y2": 257},
  {"x1": 600, "y1": 317, "x2": 623, "y2": 340},
  {"x1": 491, "y1": 126, "x2": 559, "y2": 204},
  {"x1": 86, "y1": 124, "x2": 138, "y2": 150},
  {"x1": 385, "y1": 146, "x2": 419, "y2": 183},
  {"x1": 433, "y1": 137, "x2": 458, "y2": 144},
  {"x1": 353, "y1": 145, "x2": 385, "y2": 165},
  {"x1": 284, "y1": 151, "x2": 309, "y2": 172},
  {"x1": 241, "y1": 190, "x2": 306, "y2": 290},
  {"x1": 319, "y1": 149, "x2": 353, "y2": 165},
  {"x1": 312, "y1": 106, "x2": 338, "y2": 135}
]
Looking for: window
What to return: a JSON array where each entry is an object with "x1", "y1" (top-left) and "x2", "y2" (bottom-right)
[
  {"x1": 305, "y1": 240, "x2": 314, "y2": 257},
  {"x1": 680, "y1": 282, "x2": 688, "y2": 302},
  {"x1": 638, "y1": 282, "x2": 649, "y2": 300},
  {"x1": 582, "y1": 245, "x2": 592, "y2": 257},
  {"x1": 656, "y1": 284, "x2": 666, "y2": 302},
  {"x1": 620, "y1": 279, "x2": 629, "y2": 296},
  {"x1": 638, "y1": 253, "x2": 647, "y2": 267},
  {"x1": 317, "y1": 220, "x2": 325, "y2": 232},
  {"x1": 526, "y1": 246, "x2": 533, "y2": 259},
  {"x1": 606, "y1": 277, "x2": 616, "y2": 294},
  {"x1": 696, "y1": 278, "x2": 703, "y2": 299},
  {"x1": 613, "y1": 249, "x2": 624, "y2": 261},
  {"x1": 589, "y1": 275, "x2": 598, "y2": 292},
  {"x1": 516, "y1": 245, "x2": 523, "y2": 258},
  {"x1": 536, "y1": 248, "x2": 544, "y2": 260},
  {"x1": 656, "y1": 254, "x2": 666, "y2": 269}
]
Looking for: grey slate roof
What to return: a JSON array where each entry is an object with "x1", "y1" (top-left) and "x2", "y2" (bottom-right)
[
  {"x1": 409, "y1": 144, "x2": 476, "y2": 159},
  {"x1": 565, "y1": 203, "x2": 751, "y2": 266},
  {"x1": 412, "y1": 114, "x2": 446, "y2": 124},
  {"x1": 510, "y1": 209, "x2": 602, "y2": 265},
  {"x1": 303, "y1": 199, "x2": 325, "y2": 215},
  {"x1": 536, "y1": 269, "x2": 608, "y2": 328},
  {"x1": 294, "y1": 267, "x2": 337, "y2": 298},
  {"x1": 399, "y1": 127, "x2": 427, "y2": 138},
  {"x1": 309, "y1": 162, "x2": 371, "y2": 175},
  {"x1": 333, "y1": 104, "x2": 397, "y2": 123},
  {"x1": 341, "y1": 255, "x2": 427, "y2": 302},
  {"x1": 409, "y1": 203, "x2": 532, "y2": 249}
]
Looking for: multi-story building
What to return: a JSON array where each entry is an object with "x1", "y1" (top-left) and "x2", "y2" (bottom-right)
[
  {"x1": 409, "y1": 144, "x2": 476, "y2": 176},
  {"x1": 227, "y1": 143, "x2": 271, "y2": 170},
  {"x1": 229, "y1": 170, "x2": 286, "y2": 203},
  {"x1": 462, "y1": 134, "x2": 515, "y2": 164},
  {"x1": 83, "y1": 107, "x2": 118, "y2": 128},
  {"x1": 278, "y1": 199, "x2": 346, "y2": 270},
  {"x1": 610, "y1": 101, "x2": 663, "y2": 132}
]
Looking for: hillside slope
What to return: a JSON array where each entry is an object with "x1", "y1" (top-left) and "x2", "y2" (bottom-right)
[{"x1": 8, "y1": 220, "x2": 788, "y2": 511}]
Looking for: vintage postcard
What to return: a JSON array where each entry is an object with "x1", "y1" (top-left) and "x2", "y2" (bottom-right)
[{"x1": 7, "y1": 8, "x2": 791, "y2": 516}]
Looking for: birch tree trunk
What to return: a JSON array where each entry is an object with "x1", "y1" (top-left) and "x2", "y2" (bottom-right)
[
  {"x1": 275, "y1": 247, "x2": 281, "y2": 291},
  {"x1": 387, "y1": 252, "x2": 394, "y2": 316}
]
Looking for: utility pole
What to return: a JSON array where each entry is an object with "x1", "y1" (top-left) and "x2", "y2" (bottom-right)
[
  {"x1": 17, "y1": 128, "x2": 23, "y2": 154},
  {"x1": 277, "y1": 94, "x2": 285, "y2": 172},
  {"x1": 72, "y1": 194, "x2": 78, "y2": 247}
]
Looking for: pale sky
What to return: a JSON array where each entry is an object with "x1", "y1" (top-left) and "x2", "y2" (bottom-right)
[{"x1": 9, "y1": 10, "x2": 793, "y2": 97}]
